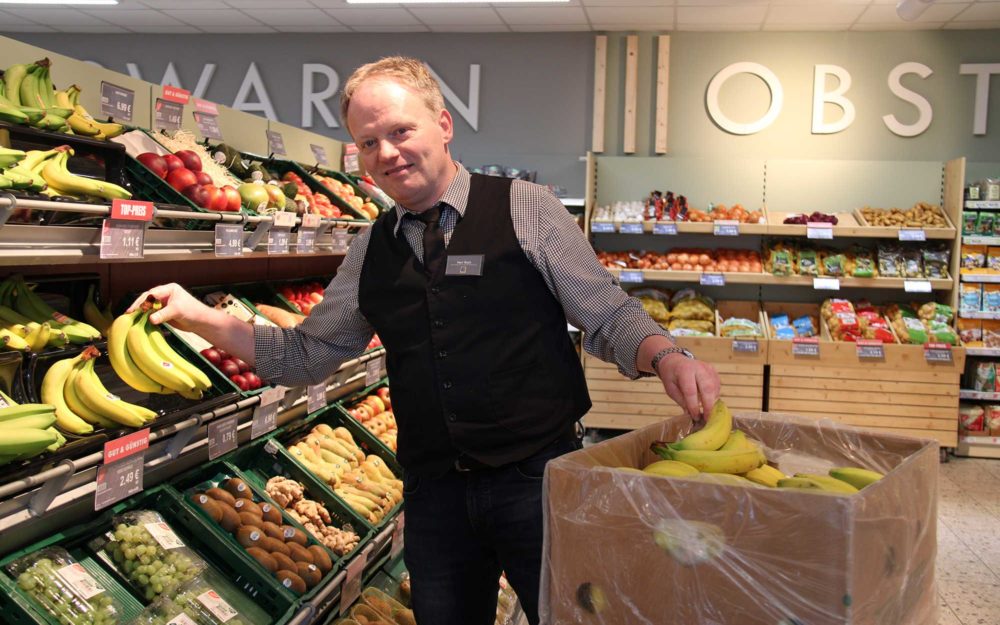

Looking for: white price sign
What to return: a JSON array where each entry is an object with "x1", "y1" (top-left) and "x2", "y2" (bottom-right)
[
  {"x1": 56, "y1": 564, "x2": 105, "y2": 600},
  {"x1": 251, "y1": 388, "x2": 282, "y2": 439},
  {"x1": 732, "y1": 339, "x2": 759, "y2": 353},
  {"x1": 267, "y1": 229, "x2": 290, "y2": 255},
  {"x1": 806, "y1": 223, "x2": 833, "y2": 240},
  {"x1": 856, "y1": 340, "x2": 885, "y2": 360},
  {"x1": 296, "y1": 229, "x2": 316, "y2": 254},
  {"x1": 366, "y1": 356, "x2": 383, "y2": 386},
  {"x1": 214, "y1": 224, "x2": 243, "y2": 257},
  {"x1": 619, "y1": 270, "x2": 644, "y2": 283},
  {"x1": 700, "y1": 273, "x2": 725, "y2": 286},
  {"x1": 653, "y1": 222, "x2": 678, "y2": 235},
  {"x1": 332, "y1": 230, "x2": 350, "y2": 253},
  {"x1": 791, "y1": 338, "x2": 820, "y2": 357},
  {"x1": 340, "y1": 543, "x2": 372, "y2": 614},
  {"x1": 904, "y1": 280, "x2": 933, "y2": 293},
  {"x1": 208, "y1": 415, "x2": 238, "y2": 460},
  {"x1": 144, "y1": 522, "x2": 185, "y2": 550},
  {"x1": 619, "y1": 222, "x2": 644, "y2": 234},
  {"x1": 713, "y1": 221, "x2": 739, "y2": 236},
  {"x1": 307, "y1": 383, "x2": 327, "y2": 414},
  {"x1": 100, "y1": 219, "x2": 145, "y2": 259},
  {"x1": 813, "y1": 277, "x2": 840, "y2": 291},
  {"x1": 898, "y1": 228, "x2": 926, "y2": 242},
  {"x1": 95, "y1": 455, "x2": 144, "y2": 511}
]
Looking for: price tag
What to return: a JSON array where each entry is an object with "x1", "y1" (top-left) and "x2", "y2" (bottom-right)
[
  {"x1": 619, "y1": 222, "x2": 644, "y2": 234},
  {"x1": 193, "y1": 112, "x2": 223, "y2": 141},
  {"x1": 194, "y1": 98, "x2": 219, "y2": 115},
  {"x1": 590, "y1": 221, "x2": 615, "y2": 233},
  {"x1": 390, "y1": 512, "x2": 405, "y2": 559},
  {"x1": 307, "y1": 383, "x2": 327, "y2": 414},
  {"x1": 214, "y1": 224, "x2": 243, "y2": 257},
  {"x1": 813, "y1": 277, "x2": 840, "y2": 290},
  {"x1": 302, "y1": 213, "x2": 321, "y2": 229},
  {"x1": 713, "y1": 220, "x2": 739, "y2": 236},
  {"x1": 924, "y1": 342, "x2": 953, "y2": 363},
  {"x1": 619, "y1": 270, "x2": 644, "y2": 283},
  {"x1": 56, "y1": 563, "x2": 106, "y2": 600},
  {"x1": 197, "y1": 590, "x2": 238, "y2": 623},
  {"x1": 856, "y1": 339, "x2": 885, "y2": 360},
  {"x1": 167, "y1": 614, "x2": 197, "y2": 625},
  {"x1": 296, "y1": 229, "x2": 316, "y2": 254},
  {"x1": 732, "y1": 339, "x2": 759, "y2": 353},
  {"x1": 653, "y1": 222, "x2": 677, "y2": 235},
  {"x1": 340, "y1": 543, "x2": 372, "y2": 614},
  {"x1": 700, "y1": 273, "x2": 725, "y2": 286},
  {"x1": 111, "y1": 199, "x2": 155, "y2": 222},
  {"x1": 145, "y1": 522, "x2": 185, "y2": 550},
  {"x1": 366, "y1": 356, "x2": 382, "y2": 386},
  {"x1": 332, "y1": 229, "x2": 350, "y2": 253},
  {"x1": 904, "y1": 280, "x2": 933, "y2": 293},
  {"x1": 95, "y1": 455, "x2": 144, "y2": 511},
  {"x1": 791, "y1": 337, "x2": 820, "y2": 357},
  {"x1": 100, "y1": 219, "x2": 145, "y2": 259},
  {"x1": 806, "y1": 223, "x2": 834, "y2": 240},
  {"x1": 161, "y1": 85, "x2": 190, "y2": 104},
  {"x1": 154, "y1": 98, "x2": 183, "y2": 131},
  {"x1": 207, "y1": 414, "x2": 238, "y2": 460},
  {"x1": 898, "y1": 228, "x2": 926, "y2": 242},
  {"x1": 343, "y1": 143, "x2": 360, "y2": 174},
  {"x1": 100, "y1": 81, "x2": 134, "y2": 122},
  {"x1": 273, "y1": 211, "x2": 296, "y2": 228},
  {"x1": 310, "y1": 144, "x2": 329, "y2": 165},
  {"x1": 267, "y1": 229, "x2": 290, "y2": 255},
  {"x1": 251, "y1": 387, "x2": 284, "y2": 439},
  {"x1": 266, "y1": 130, "x2": 287, "y2": 156},
  {"x1": 103, "y1": 428, "x2": 150, "y2": 464}
]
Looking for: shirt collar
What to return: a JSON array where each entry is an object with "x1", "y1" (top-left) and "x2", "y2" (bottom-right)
[{"x1": 392, "y1": 163, "x2": 470, "y2": 237}]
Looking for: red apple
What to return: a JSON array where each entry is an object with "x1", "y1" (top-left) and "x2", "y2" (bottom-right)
[
  {"x1": 215, "y1": 348, "x2": 231, "y2": 361},
  {"x1": 206, "y1": 185, "x2": 229, "y2": 212},
  {"x1": 194, "y1": 171, "x2": 212, "y2": 186},
  {"x1": 243, "y1": 372, "x2": 262, "y2": 389},
  {"x1": 230, "y1": 374, "x2": 250, "y2": 391},
  {"x1": 200, "y1": 348, "x2": 222, "y2": 366},
  {"x1": 137, "y1": 152, "x2": 168, "y2": 178},
  {"x1": 221, "y1": 185, "x2": 242, "y2": 212},
  {"x1": 231, "y1": 357, "x2": 250, "y2": 374},
  {"x1": 167, "y1": 168, "x2": 198, "y2": 193},
  {"x1": 162, "y1": 153, "x2": 185, "y2": 173},
  {"x1": 174, "y1": 149, "x2": 202, "y2": 172},
  {"x1": 182, "y1": 183, "x2": 212, "y2": 209},
  {"x1": 376, "y1": 387, "x2": 391, "y2": 409},
  {"x1": 219, "y1": 359, "x2": 240, "y2": 378}
]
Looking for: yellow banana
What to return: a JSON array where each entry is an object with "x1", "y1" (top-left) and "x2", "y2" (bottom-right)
[
  {"x1": 778, "y1": 477, "x2": 854, "y2": 495},
  {"x1": 743, "y1": 464, "x2": 786, "y2": 488},
  {"x1": 39, "y1": 358, "x2": 93, "y2": 435},
  {"x1": 1, "y1": 328, "x2": 30, "y2": 351},
  {"x1": 0, "y1": 413, "x2": 57, "y2": 431},
  {"x1": 42, "y1": 148, "x2": 131, "y2": 201},
  {"x1": 66, "y1": 112, "x2": 102, "y2": 136},
  {"x1": 91, "y1": 119, "x2": 125, "y2": 139},
  {"x1": 828, "y1": 467, "x2": 884, "y2": 490},
  {"x1": 672, "y1": 400, "x2": 732, "y2": 451},
  {"x1": 719, "y1": 430, "x2": 748, "y2": 451},
  {"x1": 793, "y1": 473, "x2": 859, "y2": 494},
  {"x1": 691, "y1": 473, "x2": 762, "y2": 488},
  {"x1": 145, "y1": 322, "x2": 212, "y2": 391},
  {"x1": 3, "y1": 148, "x2": 57, "y2": 191},
  {"x1": 64, "y1": 359, "x2": 119, "y2": 428},
  {"x1": 0, "y1": 428, "x2": 57, "y2": 457},
  {"x1": 83, "y1": 285, "x2": 112, "y2": 336},
  {"x1": 73, "y1": 356, "x2": 152, "y2": 427},
  {"x1": 108, "y1": 310, "x2": 166, "y2": 394},
  {"x1": 663, "y1": 447, "x2": 763, "y2": 475},
  {"x1": 25, "y1": 321, "x2": 50, "y2": 352},
  {"x1": 126, "y1": 311, "x2": 197, "y2": 395},
  {"x1": 54, "y1": 89, "x2": 73, "y2": 109},
  {"x1": 0, "y1": 403, "x2": 56, "y2": 422},
  {"x1": 642, "y1": 459, "x2": 700, "y2": 477}
]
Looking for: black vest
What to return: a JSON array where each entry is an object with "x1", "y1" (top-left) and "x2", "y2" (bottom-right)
[{"x1": 357, "y1": 174, "x2": 591, "y2": 475}]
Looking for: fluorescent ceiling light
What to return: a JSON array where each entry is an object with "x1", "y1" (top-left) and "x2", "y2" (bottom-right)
[
  {"x1": 0, "y1": 0, "x2": 118, "y2": 4},
  {"x1": 896, "y1": 0, "x2": 934, "y2": 21},
  {"x1": 347, "y1": 0, "x2": 569, "y2": 4}
]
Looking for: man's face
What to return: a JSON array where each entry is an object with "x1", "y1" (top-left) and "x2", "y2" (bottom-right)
[{"x1": 346, "y1": 78, "x2": 454, "y2": 212}]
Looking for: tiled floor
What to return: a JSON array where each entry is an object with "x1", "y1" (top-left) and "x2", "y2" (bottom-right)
[{"x1": 937, "y1": 456, "x2": 1000, "y2": 625}]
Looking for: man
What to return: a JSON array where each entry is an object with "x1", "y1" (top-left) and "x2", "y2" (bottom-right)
[{"x1": 135, "y1": 57, "x2": 720, "y2": 625}]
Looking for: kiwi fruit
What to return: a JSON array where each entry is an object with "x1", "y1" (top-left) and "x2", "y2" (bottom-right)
[
  {"x1": 276, "y1": 570, "x2": 307, "y2": 594},
  {"x1": 270, "y1": 551, "x2": 296, "y2": 573},
  {"x1": 286, "y1": 542, "x2": 314, "y2": 565},
  {"x1": 236, "y1": 526, "x2": 264, "y2": 549},
  {"x1": 246, "y1": 547, "x2": 278, "y2": 573},
  {"x1": 307, "y1": 545, "x2": 333, "y2": 573},
  {"x1": 239, "y1": 511, "x2": 263, "y2": 528},
  {"x1": 219, "y1": 505, "x2": 241, "y2": 533},
  {"x1": 222, "y1": 477, "x2": 251, "y2": 499},
  {"x1": 234, "y1": 498, "x2": 262, "y2": 518},
  {"x1": 262, "y1": 521, "x2": 284, "y2": 541},
  {"x1": 296, "y1": 562, "x2": 322, "y2": 588},
  {"x1": 260, "y1": 536, "x2": 290, "y2": 556},
  {"x1": 281, "y1": 525, "x2": 308, "y2": 546},
  {"x1": 191, "y1": 494, "x2": 224, "y2": 523},
  {"x1": 260, "y1": 503, "x2": 282, "y2": 525},
  {"x1": 205, "y1": 487, "x2": 236, "y2": 507}
]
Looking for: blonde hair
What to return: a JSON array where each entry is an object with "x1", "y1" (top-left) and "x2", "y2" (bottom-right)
[{"x1": 341, "y1": 56, "x2": 445, "y2": 125}]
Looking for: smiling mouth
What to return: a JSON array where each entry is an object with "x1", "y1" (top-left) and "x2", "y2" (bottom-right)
[{"x1": 384, "y1": 164, "x2": 412, "y2": 176}]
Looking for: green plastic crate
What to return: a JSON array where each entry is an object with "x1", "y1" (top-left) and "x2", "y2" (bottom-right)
[{"x1": 240, "y1": 152, "x2": 369, "y2": 221}]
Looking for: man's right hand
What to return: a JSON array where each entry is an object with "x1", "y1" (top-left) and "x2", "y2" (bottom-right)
[{"x1": 127, "y1": 283, "x2": 211, "y2": 332}]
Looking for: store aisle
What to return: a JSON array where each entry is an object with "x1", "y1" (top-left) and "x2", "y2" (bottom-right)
[{"x1": 937, "y1": 457, "x2": 1000, "y2": 625}]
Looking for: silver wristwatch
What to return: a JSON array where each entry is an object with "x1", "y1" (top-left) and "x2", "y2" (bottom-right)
[{"x1": 651, "y1": 346, "x2": 695, "y2": 372}]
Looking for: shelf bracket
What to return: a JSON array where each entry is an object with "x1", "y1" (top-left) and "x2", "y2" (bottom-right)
[
  {"x1": 245, "y1": 218, "x2": 272, "y2": 250},
  {"x1": 28, "y1": 459, "x2": 75, "y2": 517},
  {"x1": 0, "y1": 192, "x2": 17, "y2": 228},
  {"x1": 161, "y1": 414, "x2": 205, "y2": 462}
]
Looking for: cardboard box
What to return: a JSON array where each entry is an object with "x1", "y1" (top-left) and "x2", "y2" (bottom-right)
[{"x1": 541, "y1": 413, "x2": 938, "y2": 625}]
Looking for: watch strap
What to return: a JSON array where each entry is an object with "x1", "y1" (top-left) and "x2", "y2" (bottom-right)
[{"x1": 651, "y1": 346, "x2": 694, "y2": 372}]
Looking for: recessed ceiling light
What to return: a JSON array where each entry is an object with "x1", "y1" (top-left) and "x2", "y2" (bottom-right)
[
  {"x1": 896, "y1": 0, "x2": 934, "y2": 21},
  {"x1": 346, "y1": 0, "x2": 569, "y2": 4},
  {"x1": 0, "y1": 0, "x2": 119, "y2": 4}
]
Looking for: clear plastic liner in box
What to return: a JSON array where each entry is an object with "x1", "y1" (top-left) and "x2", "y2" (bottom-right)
[
  {"x1": 130, "y1": 576, "x2": 266, "y2": 625},
  {"x1": 540, "y1": 412, "x2": 939, "y2": 625},
  {"x1": 5, "y1": 546, "x2": 123, "y2": 625}
]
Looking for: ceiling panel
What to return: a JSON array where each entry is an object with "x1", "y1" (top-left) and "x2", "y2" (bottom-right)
[
  {"x1": 80, "y1": 9, "x2": 187, "y2": 27},
  {"x1": 162, "y1": 9, "x2": 266, "y2": 26},
  {"x1": 510, "y1": 23, "x2": 592, "y2": 31},
  {"x1": 244, "y1": 9, "x2": 342, "y2": 25},
  {"x1": 857, "y1": 3, "x2": 971, "y2": 23},
  {"x1": 677, "y1": 22, "x2": 761, "y2": 31},
  {"x1": 226, "y1": 0, "x2": 314, "y2": 7},
  {"x1": 0, "y1": 24, "x2": 57, "y2": 33},
  {"x1": 127, "y1": 25, "x2": 206, "y2": 33},
  {"x1": 582, "y1": 0, "x2": 674, "y2": 5},
  {"x1": 137, "y1": 1, "x2": 231, "y2": 8},
  {"x1": 957, "y1": 2, "x2": 1000, "y2": 20},
  {"x1": 0, "y1": 8, "x2": 44, "y2": 24},
  {"x1": 676, "y1": 5, "x2": 767, "y2": 24},
  {"x1": 323, "y1": 8, "x2": 422, "y2": 25},
  {"x1": 852, "y1": 20, "x2": 948, "y2": 30},
  {"x1": 496, "y1": 6, "x2": 589, "y2": 24},
  {"x1": 586, "y1": 6, "x2": 672, "y2": 22},
  {"x1": 945, "y1": 19, "x2": 1000, "y2": 28},
  {"x1": 350, "y1": 24, "x2": 431, "y2": 32},
  {"x1": 765, "y1": 4, "x2": 866, "y2": 24},
  {"x1": 6, "y1": 8, "x2": 112, "y2": 26},
  {"x1": 429, "y1": 23, "x2": 512, "y2": 32},
  {"x1": 763, "y1": 21, "x2": 854, "y2": 31},
  {"x1": 408, "y1": 7, "x2": 505, "y2": 25}
]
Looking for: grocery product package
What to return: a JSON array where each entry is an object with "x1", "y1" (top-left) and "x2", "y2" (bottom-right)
[
  {"x1": 541, "y1": 413, "x2": 938, "y2": 625},
  {"x1": 958, "y1": 318, "x2": 983, "y2": 346},
  {"x1": 959, "y1": 404, "x2": 986, "y2": 433}
]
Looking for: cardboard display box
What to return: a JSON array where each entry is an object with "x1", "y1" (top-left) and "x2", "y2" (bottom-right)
[{"x1": 541, "y1": 413, "x2": 938, "y2": 625}]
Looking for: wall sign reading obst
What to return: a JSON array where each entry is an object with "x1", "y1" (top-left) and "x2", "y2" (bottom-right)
[{"x1": 707, "y1": 61, "x2": 1000, "y2": 137}]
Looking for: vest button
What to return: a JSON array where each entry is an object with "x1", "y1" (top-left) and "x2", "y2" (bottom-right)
[
  {"x1": 433, "y1": 319, "x2": 445, "y2": 328},
  {"x1": 430, "y1": 286, "x2": 441, "y2": 295},
  {"x1": 448, "y1": 413, "x2": 457, "y2": 422},
  {"x1": 437, "y1": 350, "x2": 448, "y2": 359},
  {"x1": 442, "y1": 380, "x2": 453, "y2": 390}
]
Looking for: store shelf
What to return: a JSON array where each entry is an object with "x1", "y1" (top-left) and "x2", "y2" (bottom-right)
[
  {"x1": 959, "y1": 272, "x2": 1000, "y2": 283},
  {"x1": 961, "y1": 236, "x2": 1000, "y2": 245},
  {"x1": 966, "y1": 201, "x2": 1000, "y2": 210},
  {"x1": 606, "y1": 268, "x2": 952, "y2": 289},
  {"x1": 767, "y1": 215, "x2": 955, "y2": 240},
  {"x1": 956, "y1": 435, "x2": 1000, "y2": 459},
  {"x1": 590, "y1": 220, "x2": 768, "y2": 235},
  {"x1": 964, "y1": 347, "x2": 1000, "y2": 356},
  {"x1": 958, "y1": 311, "x2": 1000, "y2": 320},
  {"x1": 958, "y1": 389, "x2": 1000, "y2": 400}
]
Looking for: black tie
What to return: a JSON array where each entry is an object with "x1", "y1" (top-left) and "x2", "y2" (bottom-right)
[{"x1": 413, "y1": 205, "x2": 445, "y2": 277}]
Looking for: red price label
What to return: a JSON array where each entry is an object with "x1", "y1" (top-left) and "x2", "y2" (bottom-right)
[
  {"x1": 194, "y1": 98, "x2": 219, "y2": 115},
  {"x1": 104, "y1": 428, "x2": 150, "y2": 464},
  {"x1": 162, "y1": 85, "x2": 190, "y2": 104},
  {"x1": 111, "y1": 199, "x2": 155, "y2": 222}
]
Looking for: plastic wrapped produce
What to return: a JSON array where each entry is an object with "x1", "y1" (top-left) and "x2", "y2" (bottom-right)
[
  {"x1": 541, "y1": 412, "x2": 938, "y2": 625},
  {"x1": 130, "y1": 576, "x2": 266, "y2": 625},
  {"x1": 6, "y1": 546, "x2": 123, "y2": 625},
  {"x1": 98, "y1": 510, "x2": 206, "y2": 601},
  {"x1": 361, "y1": 587, "x2": 415, "y2": 625}
]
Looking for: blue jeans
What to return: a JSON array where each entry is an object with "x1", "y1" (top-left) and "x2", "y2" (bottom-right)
[{"x1": 402, "y1": 436, "x2": 582, "y2": 625}]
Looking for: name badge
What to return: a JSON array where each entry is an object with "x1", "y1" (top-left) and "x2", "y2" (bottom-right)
[{"x1": 445, "y1": 254, "x2": 485, "y2": 276}]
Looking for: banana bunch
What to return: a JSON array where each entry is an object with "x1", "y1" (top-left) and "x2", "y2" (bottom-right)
[
  {"x1": 287, "y1": 423, "x2": 402, "y2": 523},
  {"x1": 0, "y1": 59, "x2": 74, "y2": 132},
  {"x1": 1, "y1": 275, "x2": 101, "y2": 345},
  {"x1": 0, "y1": 279, "x2": 71, "y2": 352},
  {"x1": 649, "y1": 401, "x2": 766, "y2": 475},
  {"x1": 82, "y1": 284, "x2": 114, "y2": 337},
  {"x1": 109, "y1": 306, "x2": 211, "y2": 399},
  {"x1": 62, "y1": 85, "x2": 124, "y2": 140},
  {"x1": 41, "y1": 346, "x2": 156, "y2": 434},
  {"x1": 40, "y1": 146, "x2": 131, "y2": 201},
  {"x1": 0, "y1": 390, "x2": 65, "y2": 464}
]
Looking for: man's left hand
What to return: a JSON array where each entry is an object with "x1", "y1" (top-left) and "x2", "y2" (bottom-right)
[{"x1": 655, "y1": 354, "x2": 721, "y2": 421}]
